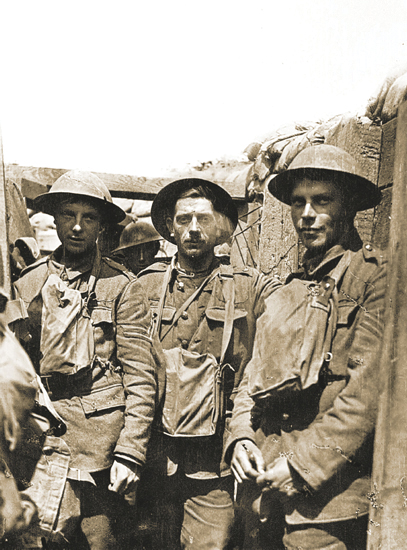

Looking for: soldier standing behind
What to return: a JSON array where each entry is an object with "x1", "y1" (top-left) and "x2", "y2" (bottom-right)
[
  {"x1": 12, "y1": 171, "x2": 158, "y2": 550},
  {"x1": 111, "y1": 221, "x2": 162, "y2": 276},
  {"x1": 136, "y1": 178, "x2": 280, "y2": 550}
]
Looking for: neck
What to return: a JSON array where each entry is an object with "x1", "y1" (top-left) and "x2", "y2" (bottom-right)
[
  {"x1": 177, "y1": 252, "x2": 215, "y2": 275},
  {"x1": 60, "y1": 247, "x2": 97, "y2": 271}
]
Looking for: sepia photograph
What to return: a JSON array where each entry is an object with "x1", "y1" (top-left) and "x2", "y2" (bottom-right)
[{"x1": 0, "y1": 1, "x2": 405, "y2": 548}]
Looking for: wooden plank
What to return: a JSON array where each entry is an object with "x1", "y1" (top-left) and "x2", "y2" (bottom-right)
[
  {"x1": 368, "y1": 100, "x2": 407, "y2": 549},
  {"x1": 326, "y1": 114, "x2": 382, "y2": 185},
  {"x1": 7, "y1": 163, "x2": 249, "y2": 202},
  {"x1": 372, "y1": 186, "x2": 392, "y2": 250},
  {"x1": 378, "y1": 118, "x2": 397, "y2": 189},
  {"x1": 0, "y1": 130, "x2": 10, "y2": 293},
  {"x1": 258, "y1": 186, "x2": 298, "y2": 278}
]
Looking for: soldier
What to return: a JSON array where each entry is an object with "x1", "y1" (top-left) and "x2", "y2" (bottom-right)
[
  {"x1": 227, "y1": 145, "x2": 387, "y2": 550},
  {"x1": 136, "y1": 178, "x2": 280, "y2": 549},
  {"x1": 0, "y1": 289, "x2": 39, "y2": 545},
  {"x1": 12, "y1": 171, "x2": 158, "y2": 549},
  {"x1": 111, "y1": 220, "x2": 161, "y2": 275}
]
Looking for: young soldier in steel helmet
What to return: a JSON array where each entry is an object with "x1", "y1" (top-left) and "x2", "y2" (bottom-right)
[
  {"x1": 111, "y1": 220, "x2": 162, "y2": 275},
  {"x1": 12, "y1": 170, "x2": 158, "y2": 549},
  {"x1": 136, "y1": 178, "x2": 281, "y2": 549},
  {"x1": 227, "y1": 145, "x2": 387, "y2": 550}
]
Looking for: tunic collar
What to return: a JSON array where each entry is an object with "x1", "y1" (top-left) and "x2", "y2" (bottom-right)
[{"x1": 300, "y1": 228, "x2": 362, "y2": 280}]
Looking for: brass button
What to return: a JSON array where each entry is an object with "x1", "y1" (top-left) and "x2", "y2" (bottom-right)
[
  {"x1": 181, "y1": 311, "x2": 189, "y2": 320},
  {"x1": 282, "y1": 413, "x2": 290, "y2": 420},
  {"x1": 181, "y1": 340, "x2": 189, "y2": 349},
  {"x1": 365, "y1": 244, "x2": 372, "y2": 251}
]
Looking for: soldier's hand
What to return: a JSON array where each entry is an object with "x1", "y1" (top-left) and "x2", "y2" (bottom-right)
[
  {"x1": 231, "y1": 439, "x2": 265, "y2": 483},
  {"x1": 256, "y1": 456, "x2": 299, "y2": 497},
  {"x1": 109, "y1": 458, "x2": 140, "y2": 496}
]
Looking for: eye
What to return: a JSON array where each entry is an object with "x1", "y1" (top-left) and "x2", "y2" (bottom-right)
[
  {"x1": 61, "y1": 211, "x2": 75, "y2": 219},
  {"x1": 291, "y1": 198, "x2": 304, "y2": 207},
  {"x1": 315, "y1": 197, "x2": 330, "y2": 206},
  {"x1": 176, "y1": 215, "x2": 190, "y2": 225}
]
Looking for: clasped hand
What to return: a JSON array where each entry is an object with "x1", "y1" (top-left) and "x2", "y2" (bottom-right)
[{"x1": 231, "y1": 440, "x2": 299, "y2": 498}]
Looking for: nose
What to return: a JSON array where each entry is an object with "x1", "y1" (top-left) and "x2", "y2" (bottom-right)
[
  {"x1": 188, "y1": 215, "x2": 200, "y2": 234},
  {"x1": 138, "y1": 248, "x2": 145, "y2": 262},
  {"x1": 72, "y1": 214, "x2": 83, "y2": 232},
  {"x1": 302, "y1": 202, "x2": 316, "y2": 219}
]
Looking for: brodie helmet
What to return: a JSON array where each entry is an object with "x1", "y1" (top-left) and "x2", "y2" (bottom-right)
[
  {"x1": 268, "y1": 145, "x2": 382, "y2": 211},
  {"x1": 33, "y1": 170, "x2": 126, "y2": 224}
]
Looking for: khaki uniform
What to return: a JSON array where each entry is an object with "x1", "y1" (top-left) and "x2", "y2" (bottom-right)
[
  {"x1": 227, "y1": 237, "x2": 387, "y2": 545},
  {"x1": 13, "y1": 247, "x2": 157, "y2": 547},
  {"x1": 137, "y1": 257, "x2": 280, "y2": 549}
]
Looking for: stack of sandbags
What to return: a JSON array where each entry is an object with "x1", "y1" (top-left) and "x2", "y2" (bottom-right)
[
  {"x1": 244, "y1": 117, "x2": 351, "y2": 199},
  {"x1": 365, "y1": 62, "x2": 407, "y2": 123}
]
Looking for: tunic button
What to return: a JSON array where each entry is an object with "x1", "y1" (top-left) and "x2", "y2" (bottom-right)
[
  {"x1": 365, "y1": 244, "x2": 372, "y2": 251},
  {"x1": 181, "y1": 311, "x2": 189, "y2": 320},
  {"x1": 282, "y1": 413, "x2": 290, "y2": 420},
  {"x1": 181, "y1": 340, "x2": 189, "y2": 349}
]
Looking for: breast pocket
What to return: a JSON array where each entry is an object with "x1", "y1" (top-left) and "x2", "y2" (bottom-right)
[
  {"x1": 91, "y1": 307, "x2": 115, "y2": 354},
  {"x1": 337, "y1": 302, "x2": 359, "y2": 327},
  {"x1": 205, "y1": 307, "x2": 248, "y2": 365}
]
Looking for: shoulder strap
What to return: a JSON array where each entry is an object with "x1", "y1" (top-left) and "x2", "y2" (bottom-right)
[
  {"x1": 218, "y1": 264, "x2": 235, "y2": 365},
  {"x1": 154, "y1": 261, "x2": 236, "y2": 360},
  {"x1": 330, "y1": 249, "x2": 354, "y2": 285},
  {"x1": 158, "y1": 268, "x2": 217, "y2": 341},
  {"x1": 321, "y1": 249, "x2": 356, "y2": 374}
]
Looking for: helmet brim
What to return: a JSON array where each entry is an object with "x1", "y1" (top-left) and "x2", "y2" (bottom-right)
[
  {"x1": 111, "y1": 235, "x2": 162, "y2": 254},
  {"x1": 268, "y1": 167, "x2": 382, "y2": 212},
  {"x1": 33, "y1": 191, "x2": 126, "y2": 224}
]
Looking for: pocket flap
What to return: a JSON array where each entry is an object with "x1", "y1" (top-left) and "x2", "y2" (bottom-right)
[
  {"x1": 91, "y1": 308, "x2": 113, "y2": 325},
  {"x1": 80, "y1": 385, "x2": 125, "y2": 416},
  {"x1": 337, "y1": 303, "x2": 357, "y2": 325},
  {"x1": 205, "y1": 307, "x2": 247, "y2": 323},
  {"x1": 151, "y1": 305, "x2": 176, "y2": 323}
]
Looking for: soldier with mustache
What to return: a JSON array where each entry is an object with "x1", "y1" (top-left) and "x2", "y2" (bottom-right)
[{"x1": 136, "y1": 178, "x2": 280, "y2": 550}]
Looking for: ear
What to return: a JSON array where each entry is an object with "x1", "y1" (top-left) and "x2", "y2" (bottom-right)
[{"x1": 166, "y1": 217, "x2": 174, "y2": 237}]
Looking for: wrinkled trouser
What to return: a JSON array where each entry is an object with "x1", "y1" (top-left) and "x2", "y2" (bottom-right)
[
  {"x1": 137, "y1": 470, "x2": 236, "y2": 550},
  {"x1": 283, "y1": 517, "x2": 369, "y2": 550},
  {"x1": 18, "y1": 451, "x2": 125, "y2": 550}
]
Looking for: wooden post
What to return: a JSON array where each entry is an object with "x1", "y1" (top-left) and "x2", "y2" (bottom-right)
[
  {"x1": 0, "y1": 127, "x2": 10, "y2": 294},
  {"x1": 367, "y1": 100, "x2": 407, "y2": 548}
]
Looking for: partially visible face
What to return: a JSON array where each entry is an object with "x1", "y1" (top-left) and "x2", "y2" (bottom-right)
[
  {"x1": 290, "y1": 178, "x2": 350, "y2": 254},
  {"x1": 124, "y1": 242, "x2": 159, "y2": 273},
  {"x1": 167, "y1": 197, "x2": 218, "y2": 261},
  {"x1": 54, "y1": 200, "x2": 102, "y2": 258}
]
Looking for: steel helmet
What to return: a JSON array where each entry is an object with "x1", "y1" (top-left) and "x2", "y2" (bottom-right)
[
  {"x1": 112, "y1": 221, "x2": 161, "y2": 254},
  {"x1": 151, "y1": 178, "x2": 238, "y2": 245},
  {"x1": 33, "y1": 170, "x2": 126, "y2": 224},
  {"x1": 268, "y1": 144, "x2": 382, "y2": 211}
]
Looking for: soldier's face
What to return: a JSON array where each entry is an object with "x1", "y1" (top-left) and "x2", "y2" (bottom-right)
[
  {"x1": 167, "y1": 197, "x2": 218, "y2": 260},
  {"x1": 290, "y1": 178, "x2": 349, "y2": 254},
  {"x1": 125, "y1": 243, "x2": 158, "y2": 272},
  {"x1": 54, "y1": 200, "x2": 102, "y2": 257}
]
